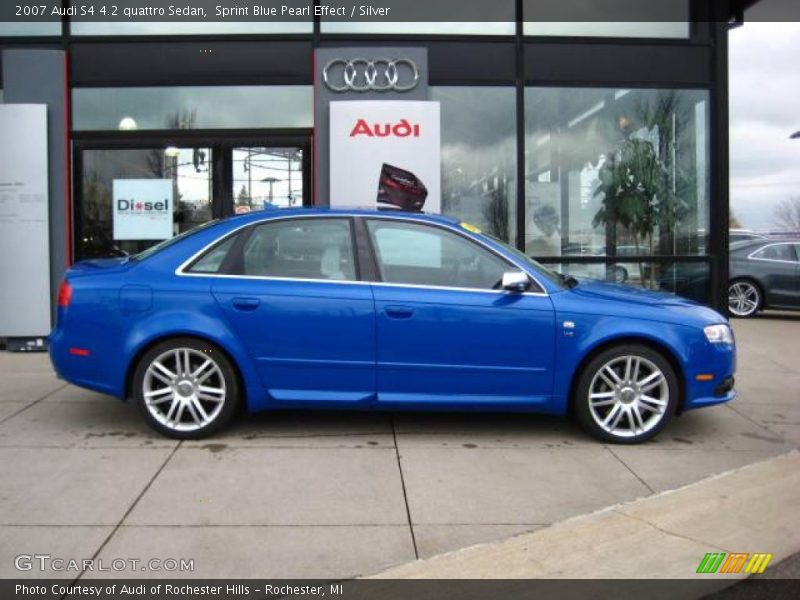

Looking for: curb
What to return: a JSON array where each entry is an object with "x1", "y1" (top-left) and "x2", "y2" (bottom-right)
[{"x1": 367, "y1": 450, "x2": 800, "y2": 580}]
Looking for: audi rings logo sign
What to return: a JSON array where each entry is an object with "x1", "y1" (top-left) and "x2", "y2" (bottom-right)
[{"x1": 322, "y1": 58, "x2": 420, "y2": 93}]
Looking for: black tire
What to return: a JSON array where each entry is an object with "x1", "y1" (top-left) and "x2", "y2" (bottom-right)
[
  {"x1": 728, "y1": 279, "x2": 762, "y2": 318},
  {"x1": 573, "y1": 344, "x2": 679, "y2": 444},
  {"x1": 132, "y1": 337, "x2": 240, "y2": 439},
  {"x1": 612, "y1": 266, "x2": 628, "y2": 283}
]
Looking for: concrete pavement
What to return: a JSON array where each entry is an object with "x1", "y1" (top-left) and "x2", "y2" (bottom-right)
[
  {"x1": 370, "y1": 451, "x2": 800, "y2": 583},
  {"x1": 0, "y1": 313, "x2": 798, "y2": 579}
]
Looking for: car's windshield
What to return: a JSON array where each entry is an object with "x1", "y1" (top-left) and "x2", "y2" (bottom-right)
[
  {"x1": 134, "y1": 220, "x2": 220, "y2": 261},
  {"x1": 482, "y1": 232, "x2": 566, "y2": 288}
]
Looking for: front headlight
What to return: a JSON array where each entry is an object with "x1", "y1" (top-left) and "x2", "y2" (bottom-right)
[{"x1": 704, "y1": 324, "x2": 734, "y2": 345}]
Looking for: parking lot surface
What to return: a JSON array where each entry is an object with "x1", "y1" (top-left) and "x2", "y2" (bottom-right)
[{"x1": 0, "y1": 314, "x2": 798, "y2": 579}]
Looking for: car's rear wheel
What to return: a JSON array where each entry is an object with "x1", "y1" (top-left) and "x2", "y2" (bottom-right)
[
  {"x1": 574, "y1": 344, "x2": 678, "y2": 444},
  {"x1": 132, "y1": 338, "x2": 239, "y2": 439},
  {"x1": 728, "y1": 280, "x2": 761, "y2": 318}
]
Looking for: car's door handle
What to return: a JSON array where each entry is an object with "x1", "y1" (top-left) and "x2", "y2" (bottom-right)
[
  {"x1": 232, "y1": 297, "x2": 260, "y2": 311},
  {"x1": 384, "y1": 305, "x2": 415, "y2": 319}
]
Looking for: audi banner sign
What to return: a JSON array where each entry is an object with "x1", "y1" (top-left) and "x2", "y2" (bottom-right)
[{"x1": 329, "y1": 101, "x2": 440, "y2": 213}]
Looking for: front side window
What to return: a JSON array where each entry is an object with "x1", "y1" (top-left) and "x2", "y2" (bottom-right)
[
  {"x1": 752, "y1": 244, "x2": 797, "y2": 263},
  {"x1": 367, "y1": 220, "x2": 511, "y2": 290},
  {"x1": 234, "y1": 218, "x2": 356, "y2": 281}
]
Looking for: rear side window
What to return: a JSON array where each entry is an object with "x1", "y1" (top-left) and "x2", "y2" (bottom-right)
[
  {"x1": 752, "y1": 244, "x2": 797, "y2": 262},
  {"x1": 235, "y1": 218, "x2": 357, "y2": 281},
  {"x1": 187, "y1": 235, "x2": 239, "y2": 274}
]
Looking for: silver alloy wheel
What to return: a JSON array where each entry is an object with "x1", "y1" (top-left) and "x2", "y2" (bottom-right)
[
  {"x1": 143, "y1": 348, "x2": 227, "y2": 432},
  {"x1": 728, "y1": 281, "x2": 760, "y2": 317},
  {"x1": 587, "y1": 355, "x2": 669, "y2": 439}
]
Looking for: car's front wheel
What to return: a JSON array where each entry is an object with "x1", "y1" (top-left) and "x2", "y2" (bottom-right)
[
  {"x1": 132, "y1": 338, "x2": 240, "y2": 439},
  {"x1": 574, "y1": 345, "x2": 678, "y2": 444},
  {"x1": 728, "y1": 280, "x2": 761, "y2": 318}
]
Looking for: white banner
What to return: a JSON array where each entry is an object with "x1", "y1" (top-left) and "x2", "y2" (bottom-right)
[
  {"x1": 0, "y1": 104, "x2": 50, "y2": 337},
  {"x1": 113, "y1": 179, "x2": 173, "y2": 241},
  {"x1": 329, "y1": 101, "x2": 441, "y2": 213}
]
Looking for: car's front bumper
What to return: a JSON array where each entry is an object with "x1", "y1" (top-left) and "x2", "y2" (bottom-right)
[{"x1": 682, "y1": 339, "x2": 737, "y2": 411}]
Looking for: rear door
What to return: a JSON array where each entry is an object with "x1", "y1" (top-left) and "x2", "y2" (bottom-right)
[{"x1": 210, "y1": 217, "x2": 376, "y2": 405}]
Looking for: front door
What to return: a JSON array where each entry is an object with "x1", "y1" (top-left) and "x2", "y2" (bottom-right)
[{"x1": 364, "y1": 218, "x2": 556, "y2": 408}]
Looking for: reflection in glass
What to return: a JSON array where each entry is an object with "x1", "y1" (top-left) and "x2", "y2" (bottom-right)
[
  {"x1": 78, "y1": 147, "x2": 212, "y2": 260},
  {"x1": 321, "y1": 22, "x2": 515, "y2": 35},
  {"x1": 70, "y1": 22, "x2": 313, "y2": 35},
  {"x1": 524, "y1": 22, "x2": 689, "y2": 38},
  {"x1": 524, "y1": 87, "x2": 710, "y2": 276},
  {"x1": 232, "y1": 147, "x2": 304, "y2": 211},
  {"x1": 549, "y1": 261, "x2": 710, "y2": 304},
  {"x1": 73, "y1": 86, "x2": 313, "y2": 131},
  {"x1": 432, "y1": 87, "x2": 517, "y2": 244},
  {"x1": 523, "y1": 0, "x2": 689, "y2": 38},
  {"x1": 321, "y1": 0, "x2": 514, "y2": 35},
  {"x1": 0, "y1": 22, "x2": 61, "y2": 36}
]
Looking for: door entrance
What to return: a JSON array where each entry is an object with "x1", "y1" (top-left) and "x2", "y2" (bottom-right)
[
  {"x1": 73, "y1": 134, "x2": 311, "y2": 261},
  {"x1": 231, "y1": 147, "x2": 305, "y2": 212}
]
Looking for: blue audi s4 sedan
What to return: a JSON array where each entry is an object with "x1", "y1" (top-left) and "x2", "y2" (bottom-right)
[{"x1": 50, "y1": 209, "x2": 736, "y2": 443}]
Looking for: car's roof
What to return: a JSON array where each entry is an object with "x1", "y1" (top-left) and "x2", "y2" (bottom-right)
[{"x1": 222, "y1": 207, "x2": 463, "y2": 228}]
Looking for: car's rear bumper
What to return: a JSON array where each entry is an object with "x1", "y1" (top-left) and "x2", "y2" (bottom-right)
[{"x1": 49, "y1": 327, "x2": 124, "y2": 398}]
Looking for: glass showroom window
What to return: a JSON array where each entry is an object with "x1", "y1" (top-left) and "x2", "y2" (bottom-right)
[
  {"x1": 0, "y1": 22, "x2": 61, "y2": 36},
  {"x1": 524, "y1": 87, "x2": 710, "y2": 288},
  {"x1": 320, "y1": 0, "x2": 514, "y2": 35},
  {"x1": 72, "y1": 86, "x2": 313, "y2": 131},
  {"x1": 77, "y1": 147, "x2": 213, "y2": 260},
  {"x1": 68, "y1": 0, "x2": 311, "y2": 34},
  {"x1": 432, "y1": 87, "x2": 517, "y2": 244},
  {"x1": 523, "y1": 0, "x2": 689, "y2": 38},
  {"x1": 69, "y1": 22, "x2": 313, "y2": 35}
]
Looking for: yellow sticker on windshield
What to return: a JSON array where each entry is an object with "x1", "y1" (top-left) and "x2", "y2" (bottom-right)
[{"x1": 460, "y1": 222, "x2": 482, "y2": 234}]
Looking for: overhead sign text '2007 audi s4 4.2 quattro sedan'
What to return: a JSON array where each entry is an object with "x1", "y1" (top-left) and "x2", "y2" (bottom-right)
[{"x1": 50, "y1": 209, "x2": 736, "y2": 443}]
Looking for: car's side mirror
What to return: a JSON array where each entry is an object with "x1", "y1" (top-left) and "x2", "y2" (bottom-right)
[{"x1": 502, "y1": 271, "x2": 531, "y2": 293}]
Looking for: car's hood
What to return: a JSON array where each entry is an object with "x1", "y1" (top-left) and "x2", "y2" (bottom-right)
[
  {"x1": 67, "y1": 257, "x2": 133, "y2": 278},
  {"x1": 569, "y1": 277, "x2": 699, "y2": 307},
  {"x1": 562, "y1": 277, "x2": 728, "y2": 327}
]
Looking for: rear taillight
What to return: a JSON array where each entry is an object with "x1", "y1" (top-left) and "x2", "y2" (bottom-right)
[{"x1": 57, "y1": 280, "x2": 72, "y2": 307}]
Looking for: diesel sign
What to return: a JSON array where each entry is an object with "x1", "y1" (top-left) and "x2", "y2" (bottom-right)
[
  {"x1": 113, "y1": 179, "x2": 174, "y2": 242},
  {"x1": 116, "y1": 198, "x2": 170, "y2": 212}
]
